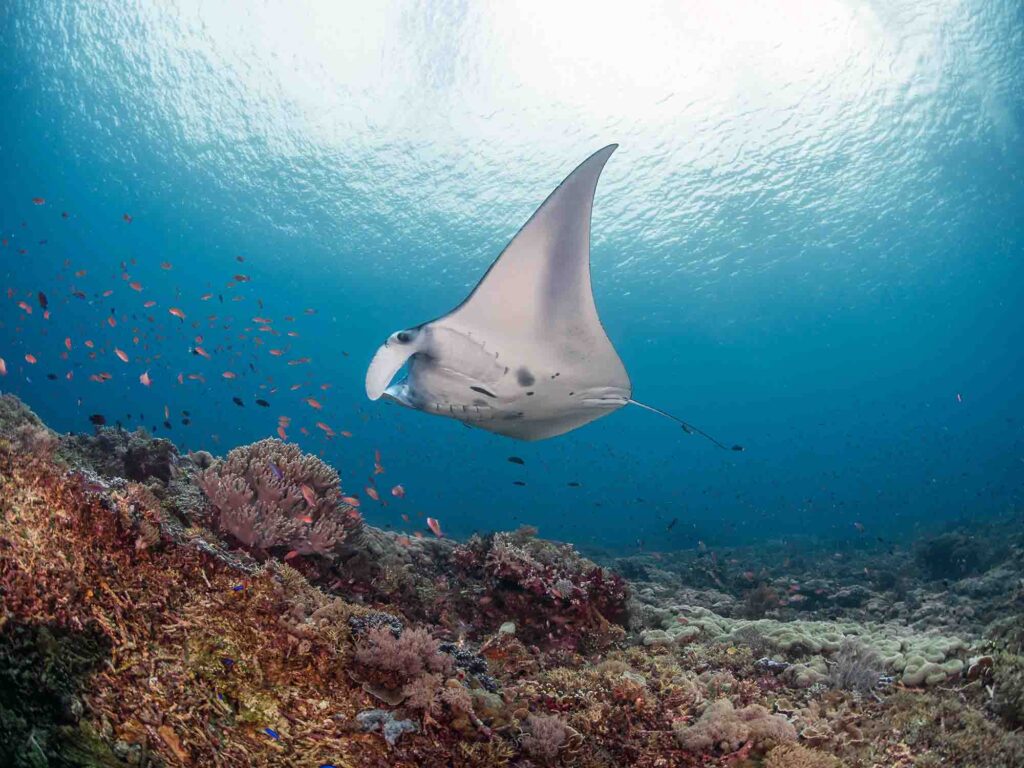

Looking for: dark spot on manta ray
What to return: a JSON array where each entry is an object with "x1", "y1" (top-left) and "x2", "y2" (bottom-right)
[
  {"x1": 526, "y1": 391, "x2": 534, "y2": 396},
  {"x1": 507, "y1": 456, "x2": 525, "y2": 465},
  {"x1": 470, "y1": 386, "x2": 497, "y2": 398},
  {"x1": 516, "y1": 367, "x2": 535, "y2": 386}
]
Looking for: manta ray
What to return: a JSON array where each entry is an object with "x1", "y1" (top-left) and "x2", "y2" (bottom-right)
[{"x1": 366, "y1": 145, "x2": 739, "y2": 449}]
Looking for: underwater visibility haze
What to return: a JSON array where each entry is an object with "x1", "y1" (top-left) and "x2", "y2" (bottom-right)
[
  {"x1": 4, "y1": 2, "x2": 1024, "y2": 768},
  {"x1": 2, "y1": 0, "x2": 1023, "y2": 549}
]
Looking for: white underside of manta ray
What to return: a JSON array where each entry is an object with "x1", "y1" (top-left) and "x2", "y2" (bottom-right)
[{"x1": 366, "y1": 145, "x2": 740, "y2": 449}]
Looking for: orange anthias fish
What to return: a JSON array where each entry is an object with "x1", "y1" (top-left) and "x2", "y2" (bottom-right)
[
  {"x1": 24, "y1": 354, "x2": 37, "y2": 364},
  {"x1": 341, "y1": 495, "x2": 361, "y2": 507},
  {"x1": 391, "y1": 485, "x2": 405, "y2": 498},
  {"x1": 365, "y1": 487, "x2": 380, "y2": 502},
  {"x1": 64, "y1": 337, "x2": 72, "y2": 350},
  {"x1": 114, "y1": 348, "x2": 129, "y2": 363},
  {"x1": 0, "y1": 357, "x2": 6, "y2": 376},
  {"x1": 169, "y1": 307, "x2": 186, "y2": 320},
  {"x1": 426, "y1": 517, "x2": 443, "y2": 538},
  {"x1": 17, "y1": 301, "x2": 32, "y2": 314},
  {"x1": 304, "y1": 397, "x2": 322, "y2": 410},
  {"x1": 222, "y1": 371, "x2": 236, "y2": 379},
  {"x1": 139, "y1": 370, "x2": 152, "y2": 387},
  {"x1": 301, "y1": 484, "x2": 316, "y2": 507}
]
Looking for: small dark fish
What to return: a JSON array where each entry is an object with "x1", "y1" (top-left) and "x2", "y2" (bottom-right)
[
  {"x1": 89, "y1": 414, "x2": 106, "y2": 425},
  {"x1": 182, "y1": 410, "x2": 190, "y2": 416},
  {"x1": 163, "y1": 420, "x2": 172, "y2": 430},
  {"x1": 231, "y1": 584, "x2": 245, "y2": 591},
  {"x1": 46, "y1": 373, "x2": 57, "y2": 380},
  {"x1": 255, "y1": 399, "x2": 270, "y2": 407},
  {"x1": 512, "y1": 480, "x2": 526, "y2": 486},
  {"x1": 731, "y1": 444, "x2": 744, "y2": 452},
  {"x1": 263, "y1": 728, "x2": 279, "y2": 741},
  {"x1": 37, "y1": 291, "x2": 48, "y2": 310},
  {"x1": 507, "y1": 456, "x2": 525, "y2": 465},
  {"x1": 666, "y1": 517, "x2": 678, "y2": 531},
  {"x1": 232, "y1": 397, "x2": 244, "y2": 407},
  {"x1": 567, "y1": 481, "x2": 581, "y2": 487},
  {"x1": 181, "y1": 418, "x2": 191, "y2": 426}
]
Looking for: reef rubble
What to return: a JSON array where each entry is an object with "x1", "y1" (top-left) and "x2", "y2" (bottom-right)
[{"x1": 1, "y1": 392, "x2": 1023, "y2": 767}]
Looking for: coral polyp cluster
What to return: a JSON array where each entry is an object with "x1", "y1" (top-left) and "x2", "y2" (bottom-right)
[
  {"x1": 2, "y1": 395, "x2": 1024, "y2": 767},
  {"x1": 452, "y1": 528, "x2": 629, "y2": 652},
  {"x1": 199, "y1": 437, "x2": 362, "y2": 559}
]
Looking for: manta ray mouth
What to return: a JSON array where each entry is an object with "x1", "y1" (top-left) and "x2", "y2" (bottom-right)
[{"x1": 365, "y1": 340, "x2": 418, "y2": 400}]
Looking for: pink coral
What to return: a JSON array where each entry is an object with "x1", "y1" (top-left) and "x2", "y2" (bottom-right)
[
  {"x1": 521, "y1": 713, "x2": 570, "y2": 763},
  {"x1": 675, "y1": 698, "x2": 797, "y2": 754},
  {"x1": 353, "y1": 625, "x2": 453, "y2": 690},
  {"x1": 198, "y1": 438, "x2": 360, "y2": 558}
]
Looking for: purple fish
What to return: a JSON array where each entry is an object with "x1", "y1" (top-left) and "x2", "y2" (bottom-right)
[{"x1": 268, "y1": 461, "x2": 283, "y2": 481}]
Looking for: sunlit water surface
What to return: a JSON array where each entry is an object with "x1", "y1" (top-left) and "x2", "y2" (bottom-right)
[{"x1": 1, "y1": 0, "x2": 1022, "y2": 550}]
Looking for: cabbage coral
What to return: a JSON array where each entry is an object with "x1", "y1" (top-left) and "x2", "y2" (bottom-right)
[{"x1": 198, "y1": 438, "x2": 360, "y2": 558}]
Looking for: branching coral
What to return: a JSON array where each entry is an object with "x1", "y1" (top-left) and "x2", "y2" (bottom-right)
[
  {"x1": 452, "y1": 529, "x2": 629, "y2": 652},
  {"x1": 520, "y1": 713, "x2": 570, "y2": 763},
  {"x1": 828, "y1": 637, "x2": 884, "y2": 693},
  {"x1": 352, "y1": 625, "x2": 453, "y2": 691},
  {"x1": 198, "y1": 437, "x2": 360, "y2": 559},
  {"x1": 763, "y1": 743, "x2": 841, "y2": 768}
]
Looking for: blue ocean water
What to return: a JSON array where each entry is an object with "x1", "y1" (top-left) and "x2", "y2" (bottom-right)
[{"x1": 1, "y1": 1, "x2": 1021, "y2": 552}]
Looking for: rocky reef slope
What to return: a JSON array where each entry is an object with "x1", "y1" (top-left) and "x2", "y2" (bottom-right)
[{"x1": 1, "y1": 393, "x2": 1022, "y2": 767}]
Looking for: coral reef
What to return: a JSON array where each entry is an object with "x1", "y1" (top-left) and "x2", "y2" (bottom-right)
[
  {"x1": 674, "y1": 698, "x2": 796, "y2": 754},
  {"x1": 2, "y1": 394, "x2": 1023, "y2": 767},
  {"x1": 451, "y1": 527, "x2": 629, "y2": 652},
  {"x1": 198, "y1": 437, "x2": 361, "y2": 560}
]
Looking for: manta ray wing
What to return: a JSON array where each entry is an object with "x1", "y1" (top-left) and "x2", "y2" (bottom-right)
[
  {"x1": 368, "y1": 145, "x2": 631, "y2": 441},
  {"x1": 438, "y1": 144, "x2": 628, "y2": 390}
]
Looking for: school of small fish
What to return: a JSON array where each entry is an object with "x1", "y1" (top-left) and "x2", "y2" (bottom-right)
[{"x1": 0, "y1": 199, "x2": 449, "y2": 541}]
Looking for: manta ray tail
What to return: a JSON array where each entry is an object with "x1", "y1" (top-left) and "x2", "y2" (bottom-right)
[{"x1": 627, "y1": 399, "x2": 743, "y2": 452}]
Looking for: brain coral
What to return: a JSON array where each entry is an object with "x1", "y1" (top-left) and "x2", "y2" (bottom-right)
[{"x1": 198, "y1": 438, "x2": 360, "y2": 558}]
